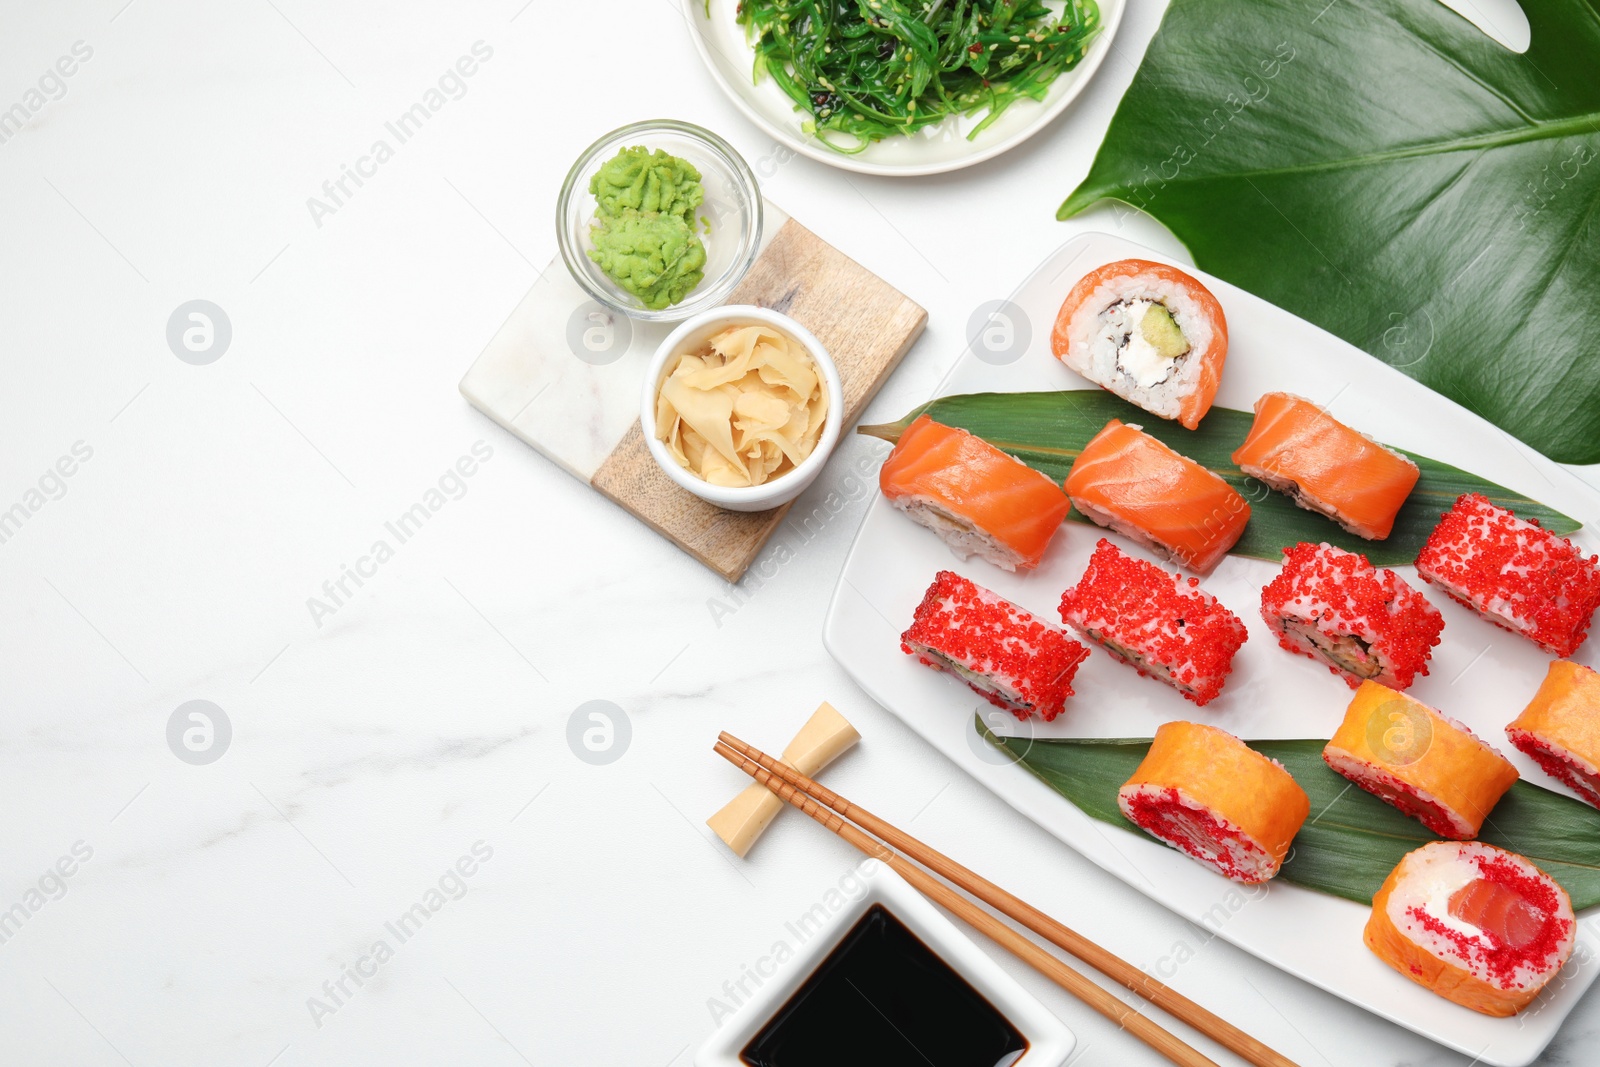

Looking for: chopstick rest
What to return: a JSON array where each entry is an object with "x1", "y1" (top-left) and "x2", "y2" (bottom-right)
[{"x1": 707, "y1": 702, "x2": 859, "y2": 856}]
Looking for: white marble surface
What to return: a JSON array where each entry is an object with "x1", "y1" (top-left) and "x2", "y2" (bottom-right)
[{"x1": 0, "y1": 3, "x2": 1594, "y2": 1067}]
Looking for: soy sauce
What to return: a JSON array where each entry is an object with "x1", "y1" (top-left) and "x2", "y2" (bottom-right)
[{"x1": 740, "y1": 904, "x2": 1028, "y2": 1067}]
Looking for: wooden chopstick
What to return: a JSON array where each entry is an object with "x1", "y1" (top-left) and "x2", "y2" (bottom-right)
[
  {"x1": 716, "y1": 732, "x2": 1302, "y2": 1067},
  {"x1": 713, "y1": 740, "x2": 1224, "y2": 1067}
]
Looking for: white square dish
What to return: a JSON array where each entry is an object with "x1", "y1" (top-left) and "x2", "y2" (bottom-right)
[{"x1": 695, "y1": 862, "x2": 1076, "y2": 1067}]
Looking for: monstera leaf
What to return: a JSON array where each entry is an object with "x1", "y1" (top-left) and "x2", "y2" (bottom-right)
[{"x1": 1059, "y1": 0, "x2": 1600, "y2": 464}]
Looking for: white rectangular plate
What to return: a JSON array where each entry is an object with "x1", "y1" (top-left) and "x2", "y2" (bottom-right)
[{"x1": 823, "y1": 231, "x2": 1600, "y2": 1066}]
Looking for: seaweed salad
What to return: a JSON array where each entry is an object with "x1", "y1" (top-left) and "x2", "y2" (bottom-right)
[{"x1": 723, "y1": 0, "x2": 1100, "y2": 152}]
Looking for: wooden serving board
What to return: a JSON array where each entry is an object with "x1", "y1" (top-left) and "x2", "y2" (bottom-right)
[{"x1": 459, "y1": 201, "x2": 925, "y2": 581}]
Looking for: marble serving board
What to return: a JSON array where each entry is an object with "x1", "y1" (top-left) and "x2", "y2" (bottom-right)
[{"x1": 459, "y1": 201, "x2": 925, "y2": 581}]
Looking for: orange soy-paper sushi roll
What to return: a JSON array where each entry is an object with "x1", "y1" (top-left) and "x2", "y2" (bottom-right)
[
  {"x1": 1366, "y1": 841, "x2": 1575, "y2": 1016},
  {"x1": 1064, "y1": 419, "x2": 1250, "y2": 575},
  {"x1": 1324, "y1": 681, "x2": 1519, "y2": 840},
  {"x1": 1506, "y1": 660, "x2": 1600, "y2": 809},
  {"x1": 1051, "y1": 259, "x2": 1229, "y2": 430},
  {"x1": 1118, "y1": 721, "x2": 1309, "y2": 884}
]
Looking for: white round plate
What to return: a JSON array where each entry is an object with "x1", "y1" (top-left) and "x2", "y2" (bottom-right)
[{"x1": 680, "y1": 0, "x2": 1126, "y2": 177}]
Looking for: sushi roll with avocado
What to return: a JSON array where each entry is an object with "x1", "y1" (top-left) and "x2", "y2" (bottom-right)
[
  {"x1": 1260, "y1": 542, "x2": 1444, "y2": 691},
  {"x1": 1415, "y1": 493, "x2": 1600, "y2": 658},
  {"x1": 1051, "y1": 259, "x2": 1229, "y2": 431},
  {"x1": 901, "y1": 570, "x2": 1089, "y2": 722},
  {"x1": 1506, "y1": 660, "x2": 1600, "y2": 809},
  {"x1": 1117, "y1": 721, "x2": 1309, "y2": 884},
  {"x1": 1059, "y1": 539, "x2": 1248, "y2": 706},
  {"x1": 1366, "y1": 841, "x2": 1575, "y2": 1016}
]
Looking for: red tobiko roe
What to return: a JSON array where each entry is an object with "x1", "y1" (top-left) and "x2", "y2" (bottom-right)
[
  {"x1": 1059, "y1": 539, "x2": 1247, "y2": 706},
  {"x1": 1260, "y1": 541, "x2": 1444, "y2": 689},
  {"x1": 1415, "y1": 493, "x2": 1600, "y2": 657},
  {"x1": 901, "y1": 570, "x2": 1088, "y2": 722},
  {"x1": 1409, "y1": 851, "x2": 1569, "y2": 985},
  {"x1": 1120, "y1": 786, "x2": 1270, "y2": 882}
]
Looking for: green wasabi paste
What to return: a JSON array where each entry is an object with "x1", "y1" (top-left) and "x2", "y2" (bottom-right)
[{"x1": 586, "y1": 146, "x2": 707, "y2": 310}]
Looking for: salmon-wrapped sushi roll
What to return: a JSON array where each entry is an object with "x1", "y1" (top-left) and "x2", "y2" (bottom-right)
[
  {"x1": 1231, "y1": 392, "x2": 1419, "y2": 540},
  {"x1": 880, "y1": 415, "x2": 1071, "y2": 571},
  {"x1": 1415, "y1": 493, "x2": 1600, "y2": 657},
  {"x1": 1051, "y1": 259, "x2": 1228, "y2": 430},
  {"x1": 1260, "y1": 542, "x2": 1444, "y2": 691},
  {"x1": 1366, "y1": 842, "x2": 1575, "y2": 1017},
  {"x1": 1118, "y1": 722, "x2": 1309, "y2": 883},
  {"x1": 1324, "y1": 681, "x2": 1519, "y2": 839},
  {"x1": 902, "y1": 571, "x2": 1089, "y2": 722},
  {"x1": 1506, "y1": 660, "x2": 1600, "y2": 809},
  {"x1": 1060, "y1": 539, "x2": 1248, "y2": 706},
  {"x1": 1063, "y1": 419, "x2": 1249, "y2": 575}
]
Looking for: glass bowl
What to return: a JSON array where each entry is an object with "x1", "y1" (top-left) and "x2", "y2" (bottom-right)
[{"x1": 556, "y1": 119, "x2": 763, "y2": 323}]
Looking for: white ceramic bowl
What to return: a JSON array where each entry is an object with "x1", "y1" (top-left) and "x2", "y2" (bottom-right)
[
  {"x1": 641, "y1": 305, "x2": 843, "y2": 513},
  {"x1": 695, "y1": 862, "x2": 1076, "y2": 1066}
]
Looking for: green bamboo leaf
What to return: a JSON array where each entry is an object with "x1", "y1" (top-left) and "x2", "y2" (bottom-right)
[
  {"x1": 859, "y1": 390, "x2": 1578, "y2": 566},
  {"x1": 1056, "y1": 0, "x2": 1600, "y2": 464},
  {"x1": 977, "y1": 718, "x2": 1600, "y2": 907}
]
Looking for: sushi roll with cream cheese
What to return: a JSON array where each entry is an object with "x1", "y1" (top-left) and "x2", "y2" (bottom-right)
[
  {"x1": 1063, "y1": 419, "x2": 1250, "y2": 575},
  {"x1": 1051, "y1": 259, "x2": 1228, "y2": 430},
  {"x1": 1366, "y1": 841, "x2": 1575, "y2": 1017}
]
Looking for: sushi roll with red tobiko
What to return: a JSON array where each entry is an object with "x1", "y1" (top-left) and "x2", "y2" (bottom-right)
[
  {"x1": 1366, "y1": 842, "x2": 1575, "y2": 1016},
  {"x1": 1118, "y1": 721, "x2": 1309, "y2": 884},
  {"x1": 1506, "y1": 660, "x2": 1600, "y2": 809},
  {"x1": 1260, "y1": 542, "x2": 1444, "y2": 690},
  {"x1": 1324, "y1": 682, "x2": 1519, "y2": 840},
  {"x1": 901, "y1": 571, "x2": 1089, "y2": 722},
  {"x1": 1059, "y1": 539, "x2": 1248, "y2": 707},
  {"x1": 1415, "y1": 493, "x2": 1600, "y2": 658}
]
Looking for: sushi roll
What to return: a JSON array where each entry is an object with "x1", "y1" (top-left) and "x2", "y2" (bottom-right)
[
  {"x1": 1505, "y1": 660, "x2": 1600, "y2": 809},
  {"x1": 1117, "y1": 721, "x2": 1309, "y2": 884},
  {"x1": 1366, "y1": 841, "x2": 1575, "y2": 1017},
  {"x1": 1050, "y1": 259, "x2": 1228, "y2": 430},
  {"x1": 1063, "y1": 419, "x2": 1250, "y2": 575},
  {"x1": 880, "y1": 414, "x2": 1071, "y2": 571},
  {"x1": 1059, "y1": 538, "x2": 1248, "y2": 706},
  {"x1": 1415, "y1": 493, "x2": 1600, "y2": 657},
  {"x1": 1324, "y1": 681, "x2": 1519, "y2": 840},
  {"x1": 901, "y1": 570, "x2": 1089, "y2": 722},
  {"x1": 1259, "y1": 542, "x2": 1444, "y2": 691},
  {"x1": 1231, "y1": 392, "x2": 1420, "y2": 540}
]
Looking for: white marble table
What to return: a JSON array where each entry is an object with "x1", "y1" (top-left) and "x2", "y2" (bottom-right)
[{"x1": 1, "y1": 2, "x2": 1593, "y2": 1065}]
